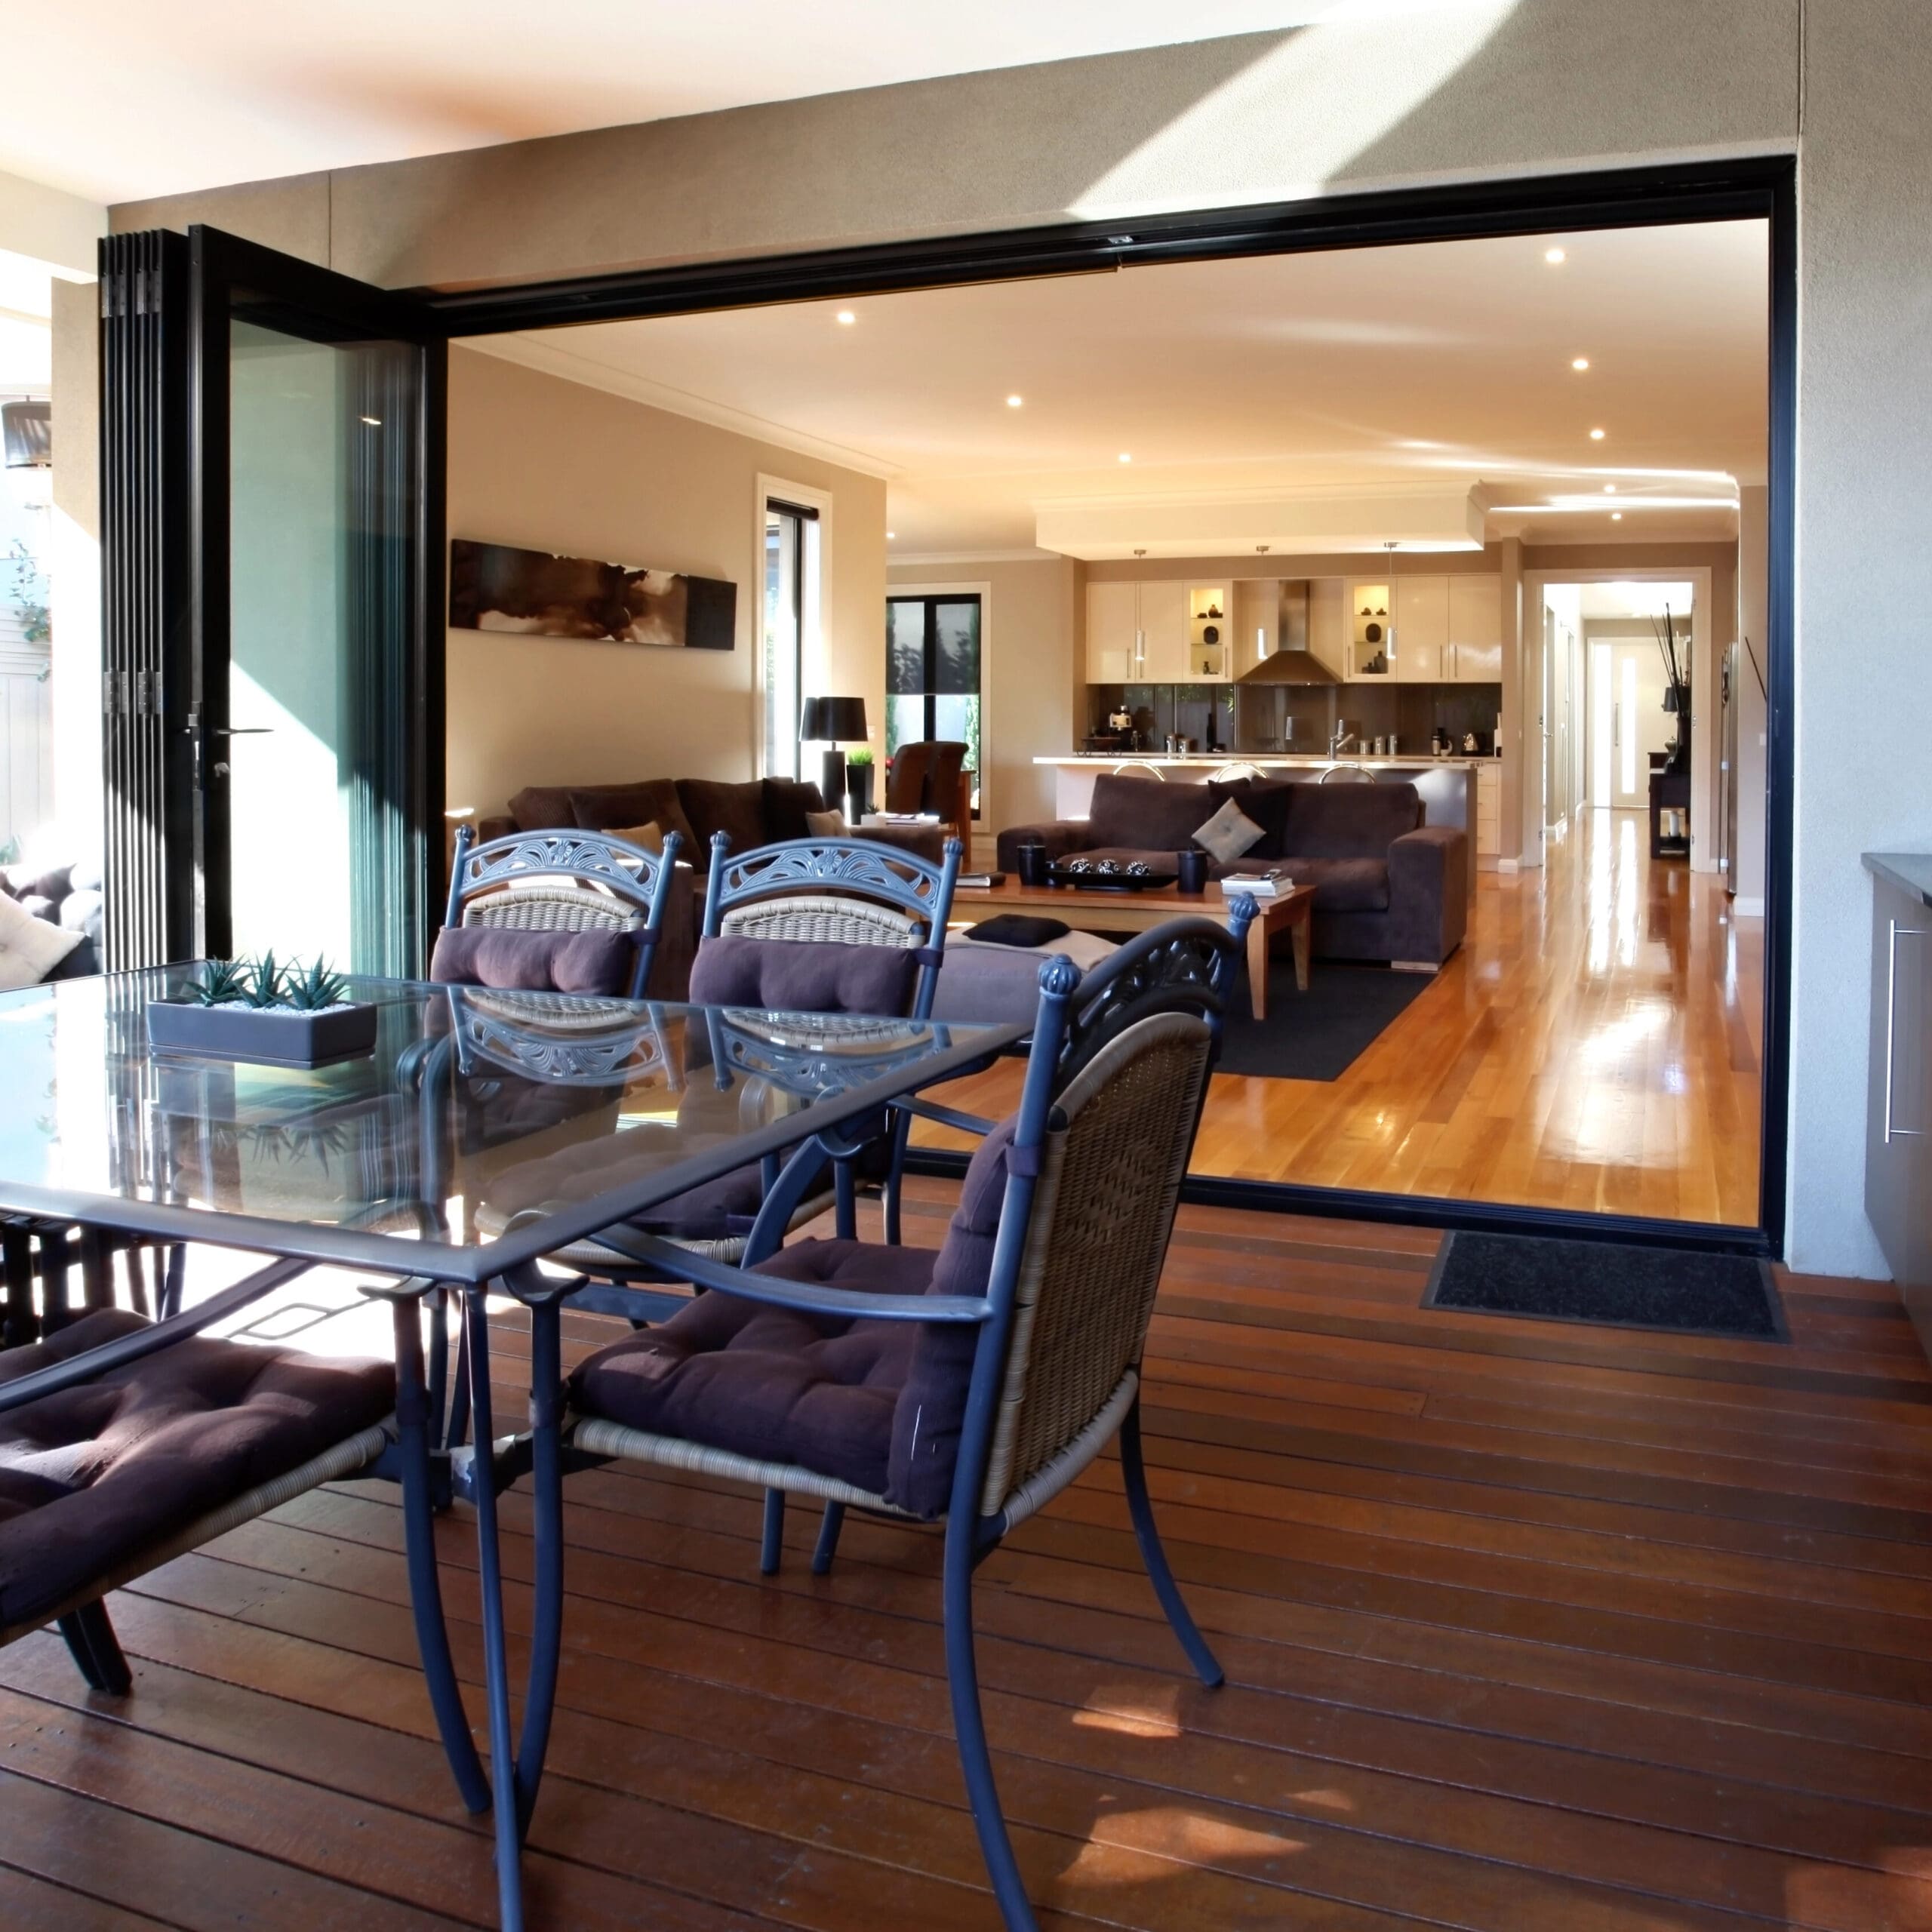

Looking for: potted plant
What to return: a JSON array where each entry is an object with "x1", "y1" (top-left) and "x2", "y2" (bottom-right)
[
  {"x1": 844, "y1": 746, "x2": 875, "y2": 819},
  {"x1": 147, "y1": 953, "x2": 380, "y2": 1067}
]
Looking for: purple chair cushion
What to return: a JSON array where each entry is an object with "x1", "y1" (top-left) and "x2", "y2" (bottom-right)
[
  {"x1": 1085, "y1": 774, "x2": 1216, "y2": 854},
  {"x1": 677, "y1": 779, "x2": 769, "y2": 856},
  {"x1": 570, "y1": 1114, "x2": 1020, "y2": 1516},
  {"x1": 690, "y1": 934, "x2": 918, "y2": 1017},
  {"x1": 0, "y1": 1309, "x2": 394, "y2": 1629},
  {"x1": 429, "y1": 924, "x2": 635, "y2": 995},
  {"x1": 1280, "y1": 781, "x2": 1422, "y2": 859}
]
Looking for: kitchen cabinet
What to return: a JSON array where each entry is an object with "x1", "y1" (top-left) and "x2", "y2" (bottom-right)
[
  {"x1": 1308, "y1": 579, "x2": 1349, "y2": 679},
  {"x1": 1186, "y1": 582, "x2": 1232, "y2": 680},
  {"x1": 1085, "y1": 579, "x2": 1191, "y2": 682},
  {"x1": 1230, "y1": 579, "x2": 1278, "y2": 679},
  {"x1": 1865, "y1": 857, "x2": 1932, "y2": 1356},
  {"x1": 1447, "y1": 575, "x2": 1504, "y2": 681},
  {"x1": 1392, "y1": 577, "x2": 1447, "y2": 681},
  {"x1": 1347, "y1": 580, "x2": 1392, "y2": 678},
  {"x1": 1085, "y1": 580, "x2": 1139, "y2": 682},
  {"x1": 1138, "y1": 580, "x2": 1192, "y2": 682}
]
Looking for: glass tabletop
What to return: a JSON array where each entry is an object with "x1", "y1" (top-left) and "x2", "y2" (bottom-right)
[{"x1": 0, "y1": 969, "x2": 1020, "y2": 1285}]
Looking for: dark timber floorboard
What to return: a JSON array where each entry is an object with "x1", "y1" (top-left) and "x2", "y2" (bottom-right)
[{"x1": 2, "y1": 1182, "x2": 1929, "y2": 1930}]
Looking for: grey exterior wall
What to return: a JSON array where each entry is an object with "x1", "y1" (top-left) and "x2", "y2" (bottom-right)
[{"x1": 77, "y1": 0, "x2": 1931, "y2": 1276}]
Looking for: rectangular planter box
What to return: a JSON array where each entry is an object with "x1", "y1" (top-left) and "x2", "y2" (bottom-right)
[{"x1": 146, "y1": 998, "x2": 380, "y2": 1069}]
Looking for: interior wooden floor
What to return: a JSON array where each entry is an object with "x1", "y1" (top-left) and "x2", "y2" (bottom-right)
[
  {"x1": 938, "y1": 808, "x2": 1765, "y2": 1226},
  {"x1": 0, "y1": 1189, "x2": 1927, "y2": 1930}
]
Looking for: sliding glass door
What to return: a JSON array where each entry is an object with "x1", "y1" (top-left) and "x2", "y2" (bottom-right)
[{"x1": 187, "y1": 229, "x2": 445, "y2": 974}]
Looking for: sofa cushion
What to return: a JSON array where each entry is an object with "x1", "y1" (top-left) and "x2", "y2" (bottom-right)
[
  {"x1": 0, "y1": 1309, "x2": 394, "y2": 1629},
  {"x1": 1192, "y1": 797, "x2": 1265, "y2": 865},
  {"x1": 805, "y1": 809, "x2": 846, "y2": 837},
  {"x1": 567, "y1": 1112, "x2": 1018, "y2": 1515},
  {"x1": 678, "y1": 778, "x2": 769, "y2": 856},
  {"x1": 429, "y1": 924, "x2": 636, "y2": 995},
  {"x1": 1283, "y1": 857, "x2": 1392, "y2": 913},
  {"x1": 1281, "y1": 781, "x2": 1422, "y2": 859},
  {"x1": 1208, "y1": 779, "x2": 1296, "y2": 858},
  {"x1": 1086, "y1": 774, "x2": 1216, "y2": 854},
  {"x1": 690, "y1": 934, "x2": 918, "y2": 1017},
  {"x1": 763, "y1": 777, "x2": 828, "y2": 842},
  {"x1": 564, "y1": 780, "x2": 698, "y2": 855},
  {"x1": 0, "y1": 889, "x2": 85, "y2": 992}
]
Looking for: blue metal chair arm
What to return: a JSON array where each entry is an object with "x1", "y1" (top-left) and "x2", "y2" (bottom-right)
[{"x1": 890, "y1": 1096, "x2": 998, "y2": 1138}]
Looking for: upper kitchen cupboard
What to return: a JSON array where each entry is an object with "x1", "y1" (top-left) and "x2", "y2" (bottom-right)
[
  {"x1": 1447, "y1": 574, "x2": 1504, "y2": 681},
  {"x1": 1084, "y1": 578, "x2": 1191, "y2": 683}
]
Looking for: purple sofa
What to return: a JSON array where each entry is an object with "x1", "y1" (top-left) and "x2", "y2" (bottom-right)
[{"x1": 996, "y1": 772, "x2": 1466, "y2": 968}]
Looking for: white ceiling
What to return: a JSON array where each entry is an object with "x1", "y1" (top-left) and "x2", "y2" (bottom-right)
[
  {"x1": 2, "y1": 2, "x2": 1356, "y2": 204},
  {"x1": 474, "y1": 219, "x2": 1765, "y2": 556}
]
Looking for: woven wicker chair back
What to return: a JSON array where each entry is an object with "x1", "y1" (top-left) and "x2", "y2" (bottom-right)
[
  {"x1": 462, "y1": 883, "x2": 644, "y2": 937},
  {"x1": 979, "y1": 1011, "x2": 1212, "y2": 1516},
  {"x1": 718, "y1": 893, "x2": 923, "y2": 949}
]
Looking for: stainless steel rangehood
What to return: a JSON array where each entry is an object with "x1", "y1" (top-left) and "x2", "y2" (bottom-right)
[{"x1": 1234, "y1": 580, "x2": 1337, "y2": 685}]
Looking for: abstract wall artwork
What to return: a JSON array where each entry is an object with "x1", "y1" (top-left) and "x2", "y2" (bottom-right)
[{"x1": 449, "y1": 538, "x2": 736, "y2": 649}]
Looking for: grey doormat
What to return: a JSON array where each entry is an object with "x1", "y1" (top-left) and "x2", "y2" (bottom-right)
[
  {"x1": 1215, "y1": 959, "x2": 1432, "y2": 1081},
  {"x1": 1423, "y1": 1231, "x2": 1785, "y2": 1338}
]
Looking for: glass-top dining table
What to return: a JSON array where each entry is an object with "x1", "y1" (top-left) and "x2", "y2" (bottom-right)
[
  {"x1": 0, "y1": 966, "x2": 1022, "y2": 1287},
  {"x1": 0, "y1": 964, "x2": 1026, "y2": 1929}
]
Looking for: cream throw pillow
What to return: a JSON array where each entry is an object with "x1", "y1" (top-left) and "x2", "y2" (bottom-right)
[
  {"x1": 1192, "y1": 798, "x2": 1264, "y2": 865},
  {"x1": 0, "y1": 891, "x2": 84, "y2": 991},
  {"x1": 602, "y1": 820, "x2": 664, "y2": 855},
  {"x1": 804, "y1": 808, "x2": 846, "y2": 836}
]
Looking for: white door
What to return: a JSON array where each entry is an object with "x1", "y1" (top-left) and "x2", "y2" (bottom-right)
[
  {"x1": 1392, "y1": 575, "x2": 1446, "y2": 680},
  {"x1": 1447, "y1": 576, "x2": 1503, "y2": 681},
  {"x1": 1085, "y1": 580, "x2": 1138, "y2": 682},
  {"x1": 1591, "y1": 635, "x2": 1672, "y2": 808},
  {"x1": 1137, "y1": 578, "x2": 1192, "y2": 683}
]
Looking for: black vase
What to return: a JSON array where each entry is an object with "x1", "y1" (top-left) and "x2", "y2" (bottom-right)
[
  {"x1": 845, "y1": 762, "x2": 875, "y2": 819},
  {"x1": 1176, "y1": 848, "x2": 1209, "y2": 894}
]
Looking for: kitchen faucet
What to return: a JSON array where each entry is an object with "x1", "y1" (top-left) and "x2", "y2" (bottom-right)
[{"x1": 1329, "y1": 724, "x2": 1355, "y2": 755}]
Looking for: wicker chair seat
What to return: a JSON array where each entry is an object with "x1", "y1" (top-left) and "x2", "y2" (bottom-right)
[
  {"x1": 0, "y1": 1309, "x2": 395, "y2": 1631},
  {"x1": 569, "y1": 1117, "x2": 1018, "y2": 1517},
  {"x1": 719, "y1": 894, "x2": 921, "y2": 949}
]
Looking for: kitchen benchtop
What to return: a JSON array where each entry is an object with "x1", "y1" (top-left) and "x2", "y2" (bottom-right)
[
  {"x1": 1035, "y1": 754, "x2": 1496, "y2": 771},
  {"x1": 1864, "y1": 853, "x2": 1932, "y2": 906}
]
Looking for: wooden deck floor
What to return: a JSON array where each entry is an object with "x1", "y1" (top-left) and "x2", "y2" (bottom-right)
[{"x1": 2, "y1": 1190, "x2": 1928, "y2": 1930}]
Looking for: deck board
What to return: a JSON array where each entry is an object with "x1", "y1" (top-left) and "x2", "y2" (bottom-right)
[{"x1": 2, "y1": 1187, "x2": 1928, "y2": 1930}]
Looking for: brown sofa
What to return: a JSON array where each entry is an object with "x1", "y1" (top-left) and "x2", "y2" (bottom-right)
[
  {"x1": 995, "y1": 771, "x2": 1466, "y2": 968},
  {"x1": 474, "y1": 775, "x2": 947, "y2": 998}
]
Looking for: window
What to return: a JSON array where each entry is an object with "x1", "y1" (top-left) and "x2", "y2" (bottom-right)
[
  {"x1": 762, "y1": 498, "x2": 818, "y2": 779},
  {"x1": 885, "y1": 593, "x2": 981, "y2": 816}
]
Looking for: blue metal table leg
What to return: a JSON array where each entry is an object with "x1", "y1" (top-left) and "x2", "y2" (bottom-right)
[
  {"x1": 391, "y1": 1297, "x2": 490, "y2": 1814},
  {"x1": 759, "y1": 1487, "x2": 785, "y2": 1575},
  {"x1": 463, "y1": 1289, "x2": 526, "y2": 1932},
  {"x1": 515, "y1": 1295, "x2": 565, "y2": 1833},
  {"x1": 810, "y1": 1501, "x2": 845, "y2": 1576}
]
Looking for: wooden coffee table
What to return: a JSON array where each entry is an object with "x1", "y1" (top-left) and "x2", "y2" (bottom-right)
[{"x1": 951, "y1": 877, "x2": 1315, "y2": 1019}]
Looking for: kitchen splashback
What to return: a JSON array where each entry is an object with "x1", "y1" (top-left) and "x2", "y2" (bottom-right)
[{"x1": 1087, "y1": 681, "x2": 1500, "y2": 755}]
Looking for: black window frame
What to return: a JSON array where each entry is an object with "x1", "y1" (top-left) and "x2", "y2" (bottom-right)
[{"x1": 885, "y1": 591, "x2": 982, "y2": 819}]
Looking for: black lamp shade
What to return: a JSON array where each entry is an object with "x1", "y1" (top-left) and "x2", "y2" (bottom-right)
[
  {"x1": 1662, "y1": 685, "x2": 1681, "y2": 715},
  {"x1": 801, "y1": 695, "x2": 867, "y2": 743}
]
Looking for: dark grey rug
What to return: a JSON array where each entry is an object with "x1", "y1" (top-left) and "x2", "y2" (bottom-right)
[
  {"x1": 1424, "y1": 1231, "x2": 1785, "y2": 1338},
  {"x1": 1215, "y1": 958, "x2": 1432, "y2": 1081}
]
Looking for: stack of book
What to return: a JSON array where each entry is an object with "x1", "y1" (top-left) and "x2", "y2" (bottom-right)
[{"x1": 1218, "y1": 867, "x2": 1294, "y2": 898}]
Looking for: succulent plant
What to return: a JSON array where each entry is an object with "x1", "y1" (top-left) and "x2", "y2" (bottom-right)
[
  {"x1": 190, "y1": 958, "x2": 254, "y2": 1007},
  {"x1": 281, "y1": 956, "x2": 349, "y2": 1011},
  {"x1": 247, "y1": 950, "x2": 285, "y2": 1008}
]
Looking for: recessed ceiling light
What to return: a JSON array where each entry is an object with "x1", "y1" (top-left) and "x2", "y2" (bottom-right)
[
  {"x1": 1118, "y1": 452, "x2": 1132, "y2": 463},
  {"x1": 1571, "y1": 356, "x2": 1590, "y2": 371},
  {"x1": 1603, "y1": 485, "x2": 1617, "y2": 494},
  {"x1": 1611, "y1": 512, "x2": 1623, "y2": 520},
  {"x1": 886, "y1": 531, "x2": 896, "y2": 540},
  {"x1": 1006, "y1": 395, "x2": 1023, "y2": 408},
  {"x1": 1545, "y1": 247, "x2": 1567, "y2": 264},
  {"x1": 835, "y1": 309, "x2": 856, "y2": 325},
  {"x1": 1589, "y1": 428, "x2": 1606, "y2": 440}
]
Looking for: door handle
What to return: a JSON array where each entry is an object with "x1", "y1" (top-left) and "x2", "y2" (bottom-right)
[{"x1": 1884, "y1": 918, "x2": 1928, "y2": 1142}]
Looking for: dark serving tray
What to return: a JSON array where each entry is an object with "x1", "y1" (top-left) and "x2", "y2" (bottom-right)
[{"x1": 1044, "y1": 866, "x2": 1178, "y2": 893}]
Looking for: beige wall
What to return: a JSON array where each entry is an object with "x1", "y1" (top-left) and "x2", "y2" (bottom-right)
[
  {"x1": 89, "y1": 0, "x2": 1932, "y2": 1273},
  {"x1": 445, "y1": 346, "x2": 885, "y2": 821},
  {"x1": 888, "y1": 555, "x2": 1078, "y2": 835}
]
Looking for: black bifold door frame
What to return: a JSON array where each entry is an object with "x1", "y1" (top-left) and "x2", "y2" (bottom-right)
[{"x1": 102, "y1": 155, "x2": 1795, "y2": 1254}]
